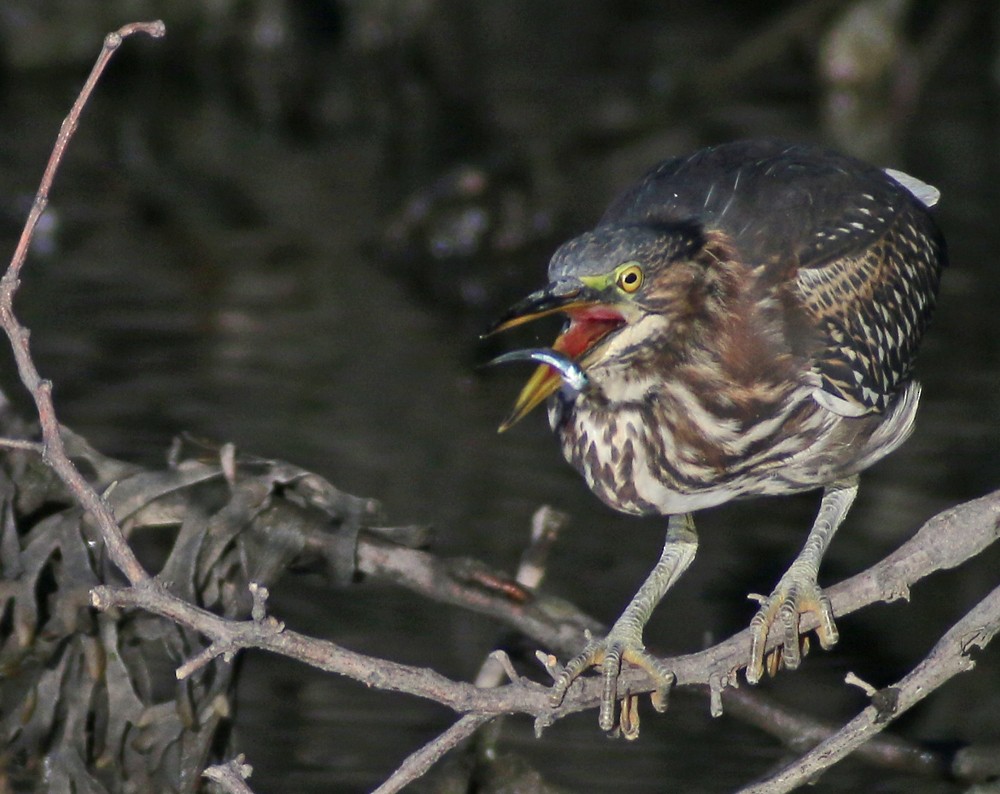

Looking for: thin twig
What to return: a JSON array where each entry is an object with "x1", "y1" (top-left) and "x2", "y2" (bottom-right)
[
  {"x1": 0, "y1": 438, "x2": 44, "y2": 453},
  {"x1": 516, "y1": 504, "x2": 567, "y2": 590},
  {"x1": 476, "y1": 506, "x2": 566, "y2": 690},
  {"x1": 371, "y1": 714, "x2": 493, "y2": 794},
  {"x1": 0, "y1": 20, "x2": 165, "y2": 586}
]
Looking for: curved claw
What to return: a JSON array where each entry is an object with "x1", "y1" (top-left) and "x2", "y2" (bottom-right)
[
  {"x1": 549, "y1": 635, "x2": 675, "y2": 735},
  {"x1": 548, "y1": 513, "x2": 693, "y2": 734},
  {"x1": 746, "y1": 580, "x2": 838, "y2": 685}
]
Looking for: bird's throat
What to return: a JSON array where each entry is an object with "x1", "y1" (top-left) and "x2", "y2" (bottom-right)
[{"x1": 553, "y1": 307, "x2": 626, "y2": 359}]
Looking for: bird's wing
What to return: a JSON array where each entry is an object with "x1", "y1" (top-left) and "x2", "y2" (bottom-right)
[{"x1": 792, "y1": 181, "x2": 946, "y2": 417}]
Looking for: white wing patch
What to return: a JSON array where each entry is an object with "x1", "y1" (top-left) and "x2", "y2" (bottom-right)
[{"x1": 883, "y1": 168, "x2": 940, "y2": 208}]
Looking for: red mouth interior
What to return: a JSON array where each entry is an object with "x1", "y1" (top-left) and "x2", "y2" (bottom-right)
[{"x1": 552, "y1": 306, "x2": 625, "y2": 358}]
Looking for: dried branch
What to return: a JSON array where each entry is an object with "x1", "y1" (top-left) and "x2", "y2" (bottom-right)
[
  {"x1": 371, "y1": 714, "x2": 494, "y2": 794},
  {"x1": 0, "y1": 437, "x2": 44, "y2": 453},
  {"x1": 720, "y1": 687, "x2": 946, "y2": 779},
  {"x1": 665, "y1": 490, "x2": 1000, "y2": 693},
  {"x1": 0, "y1": 20, "x2": 165, "y2": 587},
  {"x1": 738, "y1": 581, "x2": 1000, "y2": 793},
  {"x1": 89, "y1": 488, "x2": 1000, "y2": 733}
]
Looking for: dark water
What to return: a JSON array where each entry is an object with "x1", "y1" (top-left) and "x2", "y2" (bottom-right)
[{"x1": 0, "y1": 4, "x2": 998, "y2": 792}]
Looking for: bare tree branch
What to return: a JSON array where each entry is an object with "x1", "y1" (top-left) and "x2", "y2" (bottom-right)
[
  {"x1": 89, "y1": 489, "x2": 1000, "y2": 732},
  {"x1": 371, "y1": 714, "x2": 494, "y2": 794},
  {"x1": 738, "y1": 581, "x2": 1000, "y2": 793},
  {"x1": 0, "y1": 437, "x2": 44, "y2": 453},
  {"x1": 720, "y1": 687, "x2": 946, "y2": 779},
  {"x1": 0, "y1": 20, "x2": 165, "y2": 587}
]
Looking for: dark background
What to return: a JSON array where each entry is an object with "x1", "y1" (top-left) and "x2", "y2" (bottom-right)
[{"x1": 0, "y1": 1, "x2": 997, "y2": 791}]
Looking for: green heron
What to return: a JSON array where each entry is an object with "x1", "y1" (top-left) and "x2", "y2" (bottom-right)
[{"x1": 489, "y1": 139, "x2": 945, "y2": 733}]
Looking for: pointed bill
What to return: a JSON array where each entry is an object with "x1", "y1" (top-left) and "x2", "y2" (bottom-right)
[
  {"x1": 487, "y1": 279, "x2": 625, "y2": 431},
  {"x1": 488, "y1": 348, "x2": 589, "y2": 431}
]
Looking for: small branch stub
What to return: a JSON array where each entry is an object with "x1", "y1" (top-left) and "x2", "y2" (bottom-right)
[{"x1": 203, "y1": 755, "x2": 254, "y2": 794}]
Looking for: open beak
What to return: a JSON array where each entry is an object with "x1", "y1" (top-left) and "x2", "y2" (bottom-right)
[{"x1": 486, "y1": 280, "x2": 625, "y2": 431}]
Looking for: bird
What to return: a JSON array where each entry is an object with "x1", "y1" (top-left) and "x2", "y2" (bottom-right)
[{"x1": 487, "y1": 139, "x2": 946, "y2": 736}]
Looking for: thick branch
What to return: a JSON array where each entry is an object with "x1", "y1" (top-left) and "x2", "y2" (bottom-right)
[
  {"x1": 357, "y1": 491, "x2": 1000, "y2": 703},
  {"x1": 613, "y1": 490, "x2": 1000, "y2": 697},
  {"x1": 91, "y1": 489, "x2": 1000, "y2": 731}
]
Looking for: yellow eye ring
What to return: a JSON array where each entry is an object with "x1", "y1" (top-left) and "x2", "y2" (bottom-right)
[{"x1": 616, "y1": 263, "x2": 643, "y2": 293}]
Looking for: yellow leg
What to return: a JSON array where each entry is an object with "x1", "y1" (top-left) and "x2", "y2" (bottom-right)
[
  {"x1": 746, "y1": 476, "x2": 858, "y2": 684},
  {"x1": 550, "y1": 513, "x2": 698, "y2": 733}
]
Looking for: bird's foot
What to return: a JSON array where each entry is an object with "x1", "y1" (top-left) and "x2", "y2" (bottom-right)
[
  {"x1": 548, "y1": 630, "x2": 674, "y2": 738},
  {"x1": 746, "y1": 572, "x2": 838, "y2": 685}
]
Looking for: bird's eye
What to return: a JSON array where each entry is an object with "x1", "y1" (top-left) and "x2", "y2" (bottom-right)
[{"x1": 616, "y1": 263, "x2": 643, "y2": 293}]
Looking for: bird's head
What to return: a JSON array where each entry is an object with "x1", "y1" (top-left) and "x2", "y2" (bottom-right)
[{"x1": 488, "y1": 221, "x2": 719, "y2": 431}]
